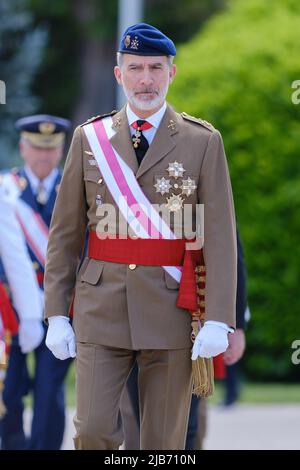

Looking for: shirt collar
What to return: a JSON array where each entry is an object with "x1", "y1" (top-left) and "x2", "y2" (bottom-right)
[
  {"x1": 126, "y1": 102, "x2": 167, "y2": 129},
  {"x1": 24, "y1": 165, "x2": 59, "y2": 195}
]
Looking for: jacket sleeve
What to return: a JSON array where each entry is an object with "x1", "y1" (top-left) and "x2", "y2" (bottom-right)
[
  {"x1": 198, "y1": 130, "x2": 237, "y2": 328},
  {"x1": 236, "y1": 228, "x2": 248, "y2": 329},
  {"x1": 44, "y1": 126, "x2": 87, "y2": 320},
  {"x1": 0, "y1": 196, "x2": 43, "y2": 321}
]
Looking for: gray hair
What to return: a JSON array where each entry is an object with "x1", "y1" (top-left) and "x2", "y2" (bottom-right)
[{"x1": 116, "y1": 52, "x2": 174, "y2": 68}]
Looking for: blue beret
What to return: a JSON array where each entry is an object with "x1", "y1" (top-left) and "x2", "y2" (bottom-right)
[
  {"x1": 16, "y1": 114, "x2": 71, "y2": 148},
  {"x1": 119, "y1": 23, "x2": 176, "y2": 57}
]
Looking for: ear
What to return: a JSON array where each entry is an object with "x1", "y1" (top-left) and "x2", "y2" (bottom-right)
[
  {"x1": 169, "y1": 64, "x2": 177, "y2": 84},
  {"x1": 19, "y1": 141, "x2": 25, "y2": 158},
  {"x1": 114, "y1": 66, "x2": 123, "y2": 85}
]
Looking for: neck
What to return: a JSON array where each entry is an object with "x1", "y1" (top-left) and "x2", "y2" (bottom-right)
[{"x1": 128, "y1": 101, "x2": 165, "y2": 119}]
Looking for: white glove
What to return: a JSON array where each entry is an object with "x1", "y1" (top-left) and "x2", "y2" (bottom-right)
[
  {"x1": 46, "y1": 316, "x2": 76, "y2": 360},
  {"x1": 19, "y1": 319, "x2": 44, "y2": 354},
  {"x1": 192, "y1": 322, "x2": 229, "y2": 360}
]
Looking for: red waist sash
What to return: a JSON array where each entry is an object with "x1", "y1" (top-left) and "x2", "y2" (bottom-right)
[{"x1": 88, "y1": 231, "x2": 204, "y2": 312}]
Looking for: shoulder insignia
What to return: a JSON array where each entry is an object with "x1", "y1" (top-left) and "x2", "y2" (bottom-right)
[
  {"x1": 80, "y1": 110, "x2": 118, "y2": 127},
  {"x1": 181, "y1": 112, "x2": 214, "y2": 131}
]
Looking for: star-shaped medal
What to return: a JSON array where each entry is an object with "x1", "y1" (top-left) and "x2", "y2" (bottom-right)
[
  {"x1": 180, "y1": 177, "x2": 197, "y2": 196},
  {"x1": 154, "y1": 177, "x2": 172, "y2": 195},
  {"x1": 166, "y1": 161, "x2": 186, "y2": 179},
  {"x1": 165, "y1": 194, "x2": 184, "y2": 212}
]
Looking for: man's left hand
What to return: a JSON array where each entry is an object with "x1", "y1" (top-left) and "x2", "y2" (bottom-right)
[{"x1": 192, "y1": 323, "x2": 229, "y2": 360}]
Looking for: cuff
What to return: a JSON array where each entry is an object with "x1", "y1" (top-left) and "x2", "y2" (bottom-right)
[{"x1": 205, "y1": 320, "x2": 235, "y2": 334}]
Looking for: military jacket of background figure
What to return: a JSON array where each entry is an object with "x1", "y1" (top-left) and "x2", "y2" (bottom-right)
[
  {"x1": 44, "y1": 104, "x2": 237, "y2": 350},
  {"x1": 0, "y1": 167, "x2": 61, "y2": 301}
]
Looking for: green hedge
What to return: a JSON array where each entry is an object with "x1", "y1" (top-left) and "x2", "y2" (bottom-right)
[{"x1": 168, "y1": 0, "x2": 300, "y2": 380}]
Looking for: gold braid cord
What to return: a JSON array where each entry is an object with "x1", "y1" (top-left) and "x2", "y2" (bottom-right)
[{"x1": 190, "y1": 265, "x2": 215, "y2": 397}]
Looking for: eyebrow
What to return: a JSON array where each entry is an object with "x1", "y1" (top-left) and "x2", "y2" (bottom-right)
[{"x1": 128, "y1": 62, "x2": 164, "y2": 67}]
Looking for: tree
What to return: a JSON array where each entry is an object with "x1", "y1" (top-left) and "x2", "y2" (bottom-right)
[
  {"x1": 0, "y1": 0, "x2": 47, "y2": 168},
  {"x1": 168, "y1": 0, "x2": 300, "y2": 380}
]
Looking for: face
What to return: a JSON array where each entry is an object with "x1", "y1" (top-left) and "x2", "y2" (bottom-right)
[
  {"x1": 20, "y1": 140, "x2": 63, "y2": 180},
  {"x1": 114, "y1": 54, "x2": 176, "y2": 117}
]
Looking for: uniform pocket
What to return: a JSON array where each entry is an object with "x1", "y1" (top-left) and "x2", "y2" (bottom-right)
[{"x1": 80, "y1": 258, "x2": 104, "y2": 285}]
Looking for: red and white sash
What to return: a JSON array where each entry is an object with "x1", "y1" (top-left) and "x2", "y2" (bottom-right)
[
  {"x1": 83, "y1": 117, "x2": 182, "y2": 283},
  {"x1": 8, "y1": 174, "x2": 49, "y2": 266}
]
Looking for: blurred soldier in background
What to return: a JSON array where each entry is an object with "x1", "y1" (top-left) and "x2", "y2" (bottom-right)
[
  {"x1": 0, "y1": 115, "x2": 72, "y2": 450},
  {"x1": 0, "y1": 188, "x2": 42, "y2": 434}
]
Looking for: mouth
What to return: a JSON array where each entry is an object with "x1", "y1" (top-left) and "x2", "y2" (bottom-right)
[{"x1": 135, "y1": 91, "x2": 158, "y2": 99}]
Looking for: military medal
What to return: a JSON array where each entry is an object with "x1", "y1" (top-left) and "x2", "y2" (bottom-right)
[
  {"x1": 131, "y1": 120, "x2": 153, "y2": 149},
  {"x1": 165, "y1": 193, "x2": 184, "y2": 212},
  {"x1": 180, "y1": 177, "x2": 197, "y2": 196},
  {"x1": 154, "y1": 177, "x2": 172, "y2": 195},
  {"x1": 167, "y1": 161, "x2": 186, "y2": 179},
  {"x1": 132, "y1": 130, "x2": 141, "y2": 148}
]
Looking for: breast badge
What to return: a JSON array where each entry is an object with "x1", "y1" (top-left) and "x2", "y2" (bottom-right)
[
  {"x1": 165, "y1": 194, "x2": 184, "y2": 213},
  {"x1": 153, "y1": 161, "x2": 197, "y2": 213},
  {"x1": 154, "y1": 177, "x2": 172, "y2": 196}
]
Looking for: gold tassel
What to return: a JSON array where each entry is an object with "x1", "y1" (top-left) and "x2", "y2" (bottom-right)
[{"x1": 191, "y1": 319, "x2": 215, "y2": 398}]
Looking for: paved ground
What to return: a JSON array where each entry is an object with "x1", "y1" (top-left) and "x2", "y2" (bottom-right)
[
  {"x1": 25, "y1": 404, "x2": 300, "y2": 450},
  {"x1": 204, "y1": 404, "x2": 300, "y2": 450}
]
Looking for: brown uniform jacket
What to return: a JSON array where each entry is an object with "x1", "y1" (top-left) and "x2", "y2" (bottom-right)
[{"x1": 44, "y1": 104, "x2": 237, "y2": 349}]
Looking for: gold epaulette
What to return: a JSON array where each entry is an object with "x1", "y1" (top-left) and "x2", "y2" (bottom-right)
[
  {"x1": 181, "y1": 112, "x2": 214, "y2": 132},
  {"x1": 80, "y1": 110, "x2": 118, "y2": 127}
]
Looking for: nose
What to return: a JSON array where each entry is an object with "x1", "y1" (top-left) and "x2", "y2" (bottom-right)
[{"x1": 140, "y1": 68, "x2": 154, "y2": 87}]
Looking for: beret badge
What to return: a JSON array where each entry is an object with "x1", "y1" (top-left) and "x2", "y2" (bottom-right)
[{"x1": 124, "y1": 35, "x2": 131, "y2": 48}]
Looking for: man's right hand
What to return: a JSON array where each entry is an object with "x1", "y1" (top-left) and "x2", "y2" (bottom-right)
[{"x1": 46, "y1": 316, "x2": 76, "y2": 360}]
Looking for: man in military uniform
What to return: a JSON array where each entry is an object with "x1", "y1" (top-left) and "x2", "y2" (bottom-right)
[
  {"x1": 0, "y1": 188, "x2": 43, "y2": 423},
  {"x1": 45, "y1": 23, "x2": 237, "y2": 450},
  {"x1": 0, "y1": 115, "x2": 72, "y2": 449}
]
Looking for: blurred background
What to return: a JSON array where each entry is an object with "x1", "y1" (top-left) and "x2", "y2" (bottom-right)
[{"x1": 1, "y1": 0, "x2": 300, "y2": 450}]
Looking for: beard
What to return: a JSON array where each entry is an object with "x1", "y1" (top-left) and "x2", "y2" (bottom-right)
[{"x1": 123, "y1": 82, "x2": 169, "y2": 111}]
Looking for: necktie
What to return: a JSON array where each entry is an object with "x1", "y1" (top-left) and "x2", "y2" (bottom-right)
[{"x1": 131, "y1": 120, "x2": 153, "y2": 165}]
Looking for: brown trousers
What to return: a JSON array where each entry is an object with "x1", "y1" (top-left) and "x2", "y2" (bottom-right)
[
  {"x1": 73, "y1": 343, "x2": 193, "y2": 450},
  {"x1": 121, "y1": 385, "x2": 208, "y2": 450}
]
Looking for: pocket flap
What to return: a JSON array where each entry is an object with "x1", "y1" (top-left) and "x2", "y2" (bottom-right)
[
  {"x1": 84, "y1": 169, "x2": 102, "y2": 183},
  {"x1": 81, "y1": 258, "x2": 104, "y2": 285},
  {"x1": 164, "y1": 270, "x2": 179, "y2": 290}
]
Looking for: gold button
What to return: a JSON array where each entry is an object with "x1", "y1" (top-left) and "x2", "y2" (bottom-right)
[
  {"x1": 98, "y1": 178, "x2": 103, "y2": 184},
  {"x1": 128, "y1": 264, "x2": 137, "y2": 270},
  {"x1": 32, "y1": 261, "x2": 39, "y2": 270}
]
